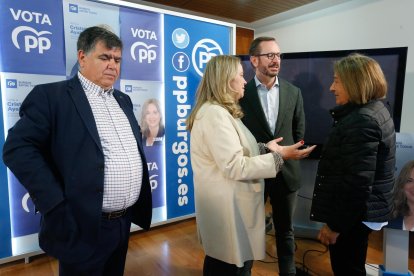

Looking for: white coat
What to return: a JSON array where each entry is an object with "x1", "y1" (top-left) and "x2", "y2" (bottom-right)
[{"x1": 190, "y1": 102, "x2": 282, "y2": 267}]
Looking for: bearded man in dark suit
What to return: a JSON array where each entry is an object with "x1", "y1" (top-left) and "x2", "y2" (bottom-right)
[{"x1": 239, "y1": 36, "x2": 305, "y2": 276}]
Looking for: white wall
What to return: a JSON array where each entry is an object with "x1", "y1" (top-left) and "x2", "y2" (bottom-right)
[{"x1": 255, "y1": 0, "x2": 414, "y2": 133}]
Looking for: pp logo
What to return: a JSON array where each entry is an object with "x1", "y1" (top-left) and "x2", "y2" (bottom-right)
[
  {"x1": 149, "y1": 174, "x2": 158, "y2": 190},
  {"x1": 130, "y1": 42, "x2": 158, "y2": 63},
  {"x1": 22, "y1": 192, "x2": 32, "y2": 213},
  {"x1": 172, "y1": 52, "x2": 190, "y2": 72},
  {"x1": 11, "y1": 26, "x2": 51, "y2": 54},
  {"x1": 6, "y1": 79, "x2": 17, "y2": 88},
  {"x1": 69, "y1": 4, "x2": 78, "y2": 13},
  {"x1": 192, "y1": 39, "x2": 223, "y2": 77},
  {"x1": 172, "y1": 28, "x2": 189, "y2": 49},
  {"x1": 125, "y1": 85, "x2": 132, "y2": 93}
]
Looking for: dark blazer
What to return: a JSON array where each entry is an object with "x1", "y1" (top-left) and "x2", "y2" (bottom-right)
[
  {"x1": 2, "y1": 76, "x2": 152, "y2": 263},
  {"x1": 239, "y1": 77, "x2": 305, "y2": 191}
]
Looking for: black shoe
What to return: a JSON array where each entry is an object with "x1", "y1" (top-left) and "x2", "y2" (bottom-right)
[{"x1": 265, "y1": 214, "x2": 272, "y2": 233}]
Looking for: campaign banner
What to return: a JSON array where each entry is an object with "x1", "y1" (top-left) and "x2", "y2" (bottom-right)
[
  {"x1": 0, "y1": 77, "x2": 12, "y2": 258},
  {"x1": 119, "y1": 8, "x2": 165, "y2": 220},
  {"x1": 62, "y1": 0, "x2": 120, "y2": 77},
  {"x1": 120, "y1": 79, "x2": 166, "y2": 221},
  {"x1": 119, "y1": 7, "x2": 162, "y2": 81},
  {"x1": 7, "y1": 173, "x2": 39, "y2": 237},
  {"x1": 0, "y1": 0, "x2": 65, "y2": 75},
  {"x1": 1, "y1": 73, "x2": 65, "y2": 134},
  {"x1": 1, "y1": 73, "x2": 65, "y2": 239},
  {"x1": 386, "y1": 132, "x2": 414, "y2": 232},
  {"x1": 395, "y1": 132, "x2": 414, "y2": 176},
  {"x1": 164, "y1": 15, "x2": 231, "y2": 218},
  {"x1": 119, "y1": 80, "x2": 164, "y2": 118},
  {"x1": 145, "y1": 146, "x2": 165, "y2": 208}
]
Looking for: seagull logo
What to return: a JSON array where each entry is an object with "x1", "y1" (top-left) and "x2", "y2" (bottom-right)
[
  {"x1": 192, "y1": 38, "x2": 223, "y2": 77},
  {"x1": 11, "y1": 26, "x2": 52, "y2": 53},
  {"x1": 196, "y1": 44, "x2": 221, "y2": 53},
  {"x1": 22, "y1": 192, "x2": 31, "y2": 213}
]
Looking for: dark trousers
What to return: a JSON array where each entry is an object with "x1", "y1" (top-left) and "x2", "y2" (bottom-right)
[
  {"x1": 203, "y1": 255, "x2": 253, "y2": 276},
  {"x1": 329, "y1": 222, "x2": 372, "y2": 276},
  {"x1": 59, "y1": 213, "x2": 132, "y2": 276},
  {"x1": 265, "y1": 174, "x2": 298, "y2": 275}
]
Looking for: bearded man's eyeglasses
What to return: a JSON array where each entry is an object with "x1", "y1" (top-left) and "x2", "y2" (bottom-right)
[{"x1": 255, "y1": 52, "x2": 282, "y2": 60}]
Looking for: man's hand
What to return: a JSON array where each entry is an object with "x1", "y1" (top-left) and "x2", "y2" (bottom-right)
[{"x1": 266, "y1": 138, "x2": 316, "y2": 160}]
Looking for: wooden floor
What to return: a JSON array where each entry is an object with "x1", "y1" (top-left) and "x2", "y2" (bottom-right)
[{"x1": 0, "y1": 218, "x2": 413, "y2": 276}]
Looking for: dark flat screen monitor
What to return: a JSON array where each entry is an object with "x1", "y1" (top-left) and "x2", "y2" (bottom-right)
[{"x1": 238, "y1": 47, "x2": 407, "y2": 158}]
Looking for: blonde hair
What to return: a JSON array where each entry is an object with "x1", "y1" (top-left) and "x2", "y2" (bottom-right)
[
  {"x1": 140, "y1": 98, "x2": 164, "y2": 136},
  {"x1": 334, "y1": 53, "x2": 387, "y2": 104},
  {"x1": 186, "y1": 55, "x2": 243, "y2": 131},
  {"x1": 392, "y1": 160, "x2": 414, "y2": 217}
]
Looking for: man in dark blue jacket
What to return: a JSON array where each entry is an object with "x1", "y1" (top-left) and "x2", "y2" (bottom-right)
[
  {"x1": 239, "y1": 36, "x2": 305, "y2": 276},
  {"x1": 3, "y1": 26, "x2": 152, "y2": 275}
]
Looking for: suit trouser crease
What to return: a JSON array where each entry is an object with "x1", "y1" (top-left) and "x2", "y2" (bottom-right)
[{"x1": 265, "y1": 174, "x2": 298, "y2": 274}]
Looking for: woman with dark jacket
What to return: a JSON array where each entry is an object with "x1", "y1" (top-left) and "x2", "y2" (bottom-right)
[{"x1": 310, "y1": 53, "x2": 396, "y2": 276}]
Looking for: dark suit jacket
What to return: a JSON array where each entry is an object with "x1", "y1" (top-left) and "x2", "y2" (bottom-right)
[
  {"x1": 239, "y1": 77, "x2": 305, "y2": 191},
  {"x1": 2, "y1": 76, "x2": 152, "y2": 263}
]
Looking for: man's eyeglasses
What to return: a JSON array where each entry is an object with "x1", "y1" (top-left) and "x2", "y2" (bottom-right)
[{"x1": 255, "y1": 52, "x2": 282, "y2": 60}]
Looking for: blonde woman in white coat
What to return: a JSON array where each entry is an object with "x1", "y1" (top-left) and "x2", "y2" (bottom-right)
[{"x1": 186, "y1": 55, "x2": 315, "y2": 276}]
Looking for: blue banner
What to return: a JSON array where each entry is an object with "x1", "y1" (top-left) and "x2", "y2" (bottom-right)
[
  {"x1": 0, "y1": 0, "x2": 65, "y2": 75},
  {"x1": 1, "y1": 73, "x2": 65, "y2": 242},
  {"x1": 119, "y1": 7, "x2": 166, "y2": 221},
  {"x1": 144, "y1": 146, "x2": 165, "y2": 208},
  {"x1": 164, "y1": 15, "x2": 231, "y2": 218},
  {"x1": 8, "y1": 173, "x2": 40, "y2": 237},
  {"x1": 0, "y1": 86, "x2": 12, "y2": 258},
  {"x1": 120, "y1": 7, "x2": 162, "y2": 81}
]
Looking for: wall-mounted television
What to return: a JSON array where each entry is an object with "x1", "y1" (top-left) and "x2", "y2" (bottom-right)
[{"x1": 238, "y1": 47, "x2": 407, "y2": 158}]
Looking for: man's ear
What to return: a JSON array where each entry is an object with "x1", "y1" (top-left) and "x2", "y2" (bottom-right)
[
  {"x1": 250, "y1": 55, "x2": 258, "y2": 68},
  {"x1": 77, "y1": 50, "x2": 86, "y2": 69}
]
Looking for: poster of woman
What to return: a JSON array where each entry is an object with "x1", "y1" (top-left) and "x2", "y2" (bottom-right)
[
  {"x1": 140, "y1": 98, "x2": 165, "y2": 147},
  {"x1": 388, "y1": 160, "x2": 414, "y2": 231},
  {"x1": 388, "y1": 133, "x2": 414, "y2": 231}
]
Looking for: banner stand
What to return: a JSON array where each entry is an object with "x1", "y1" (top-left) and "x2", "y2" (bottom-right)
[
  {"x1": 0, "y1": 250, "x2": 43, "y2": 265},
  {"x1": 379, "y1": 228, "x2": 411, "y2": 276}
]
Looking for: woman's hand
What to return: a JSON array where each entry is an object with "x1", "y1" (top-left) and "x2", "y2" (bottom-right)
[
  {"x1": 318, "y1": 224, "x2": 340, "y2": 245},
  {"x1": 266, "y1": 138, "x2": 316, "y2": 160}
]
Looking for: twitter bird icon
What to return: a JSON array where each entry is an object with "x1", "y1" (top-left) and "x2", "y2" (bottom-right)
[{"x1": 172, "y1": 28, "x2": 190, "y2": 49}]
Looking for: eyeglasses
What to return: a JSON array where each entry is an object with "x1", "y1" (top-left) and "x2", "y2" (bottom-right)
[{"x1": 255, "y1": 52, "x2": 282, "y2": 60}]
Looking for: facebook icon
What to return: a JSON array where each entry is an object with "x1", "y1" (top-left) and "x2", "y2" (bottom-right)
[{"x1": 172, "y1": 52, "x2": 190, "y2": 72}]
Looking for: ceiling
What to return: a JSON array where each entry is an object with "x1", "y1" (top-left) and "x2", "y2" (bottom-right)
[
  {"x1": 137, "y1": 0, "x2": 318, "y2": 23},
  {"x1": 122, "y1": 0, "x2": 351, "y2": 28}
]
